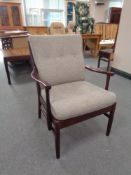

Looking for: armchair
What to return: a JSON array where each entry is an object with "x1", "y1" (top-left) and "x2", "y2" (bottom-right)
[
  {"x1": 29, "y1": 35, "x2": 116, "y2": 159},
  {"x1": 50, "y1": 22, "x2": 65, "y2": 35}
]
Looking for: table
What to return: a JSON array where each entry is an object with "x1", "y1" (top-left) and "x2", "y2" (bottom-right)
[
  {"x1": 0, "y1": 30, "x2": 30, "y2": 84},
  {"x1": 0, "y1": 30, "x2": 28, "y2": 37},
  {"x1": 0, "y1": 30, "x2": 29, "y2": 49},
  {"x1": 82, "y1": 33, "x2": 101, "y2": 57}
]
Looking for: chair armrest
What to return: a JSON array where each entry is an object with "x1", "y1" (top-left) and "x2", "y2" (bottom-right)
[
  {"x1": 31, "y1": 67, "x2": 51, "y2": 90},
  {"x1": 85, "y1": 65, "x2": 114, "y2": 90},
  {"x1": 85, "y1": 65, "x2": 114, "y2": 76}
]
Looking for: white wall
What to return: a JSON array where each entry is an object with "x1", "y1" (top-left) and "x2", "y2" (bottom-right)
[
  {"x1": 90, "y1": 0, "x2": 109, "y2": 22},
  {"x1": 109, "y1": 0, "x2": 123, "y2": 8},
  {"x1": 113, "y1": 0, "x2": 131, "y2": 74}
]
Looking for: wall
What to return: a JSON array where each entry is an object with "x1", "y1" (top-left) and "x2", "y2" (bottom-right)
[
  {"x1": 113, "y1": 0, "x2": 131, "y2": 74},
  {"x1": 109, "y1": 0, "x2": 123, "y2": 8},
  {"x1": 90, "y1": 0, "x2": 109, "y2": 22}
]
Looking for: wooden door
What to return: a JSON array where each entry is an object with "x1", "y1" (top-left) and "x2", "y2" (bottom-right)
[{"x1": 109, "y1": 7, "x2": 122, "y2": 24}]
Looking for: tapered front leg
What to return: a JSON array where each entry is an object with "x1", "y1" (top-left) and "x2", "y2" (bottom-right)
[
  {"x1": 36, "y1": 83, "x2": 41, "y2": 119},
  {"x1": 38, "y1": 98, "x2": 41, "y2": 119},
  {"x1": 106, "y1": 104, "x2": 116, "y2": 136},
  {"x1": 97, "y1": 56, "x2": 101, "y2": 68},
  {"x1": 4, "y1": 60, "x2": 11, "y2": 85},
  {"x1": 54, "y1": 125, "x2": 60, "y2": 159}
]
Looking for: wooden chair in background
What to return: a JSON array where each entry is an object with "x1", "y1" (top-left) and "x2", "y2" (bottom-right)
[
  {"x1": 98, "y1": 49, "x2": 114, "y2": 71},
  {"x1": 50, "y1": 22, "x2": 65, "y2": 35},
  {"x1": 96, "y1": 23, "x2": 119, "y2": 70}
]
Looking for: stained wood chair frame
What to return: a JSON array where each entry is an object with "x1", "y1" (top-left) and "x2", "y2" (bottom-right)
[
  {"x1": 29, "y1": 45, "x2": 116, "y2": 159},
  {"x1": 97, "y1": 50, "x2": 113, "y2": 71},
  {"x1": 97, "y1": 21, "x2": 119, "y2": 71}
]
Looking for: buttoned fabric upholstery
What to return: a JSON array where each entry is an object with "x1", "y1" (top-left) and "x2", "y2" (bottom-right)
[
  {"x1": 29, "y1": 35, "x2": 85, "y2": 86},
  {"x1": 41, "y1": 81, "x2": 116, "y2": 120}
]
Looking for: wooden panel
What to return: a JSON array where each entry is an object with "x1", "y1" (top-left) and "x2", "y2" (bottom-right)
[
  {"x1": 0, "y1": 5, "x2": 10, "y2": 26},
  {"x1": 95, "y1": 23, "x2": 103, "y2": 36},
  {"x1": 11, "y1": 5, "x2": 21, "y2": 26},
  {"x1": 3, "y1": 47, "x2": 30, "y2": 58},
  {"x1": 12, "y1": 36, "x2": 29, "y2": 48},
  {"x1": 95, "y1": 23, "x2": 118, "y2": 40},
  {"x1": 103, "y1": 23, "x2": 106, "y2": 40},
  {"x1": 106, "y1": 24, "x2": 111, "y2": 39},
  {"x1": 0, "y1": 2, "x2": 23, "y2": 30},
  {"x1": 24, "y1": 26, "x2": 49, "y2": 35}
]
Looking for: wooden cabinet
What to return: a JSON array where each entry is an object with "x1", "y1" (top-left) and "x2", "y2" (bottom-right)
[{"x1": 0, "y1": 2, "x2": 23, "y2": 30}]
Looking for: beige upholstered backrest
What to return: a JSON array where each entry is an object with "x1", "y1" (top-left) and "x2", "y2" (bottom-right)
[
  {"x1": 50, "y1": 22, "x2": 65, "y2": 35},
  {"x1": 29, "y1": 34, "x2": 85, "y2": 86}
]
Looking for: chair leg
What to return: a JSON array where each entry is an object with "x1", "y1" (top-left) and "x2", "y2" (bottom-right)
[
  {"x1": 107, "y1": 59, "x2": 111, "y2": 71},
  {"x1": 47, "y1": 116, "x2": 52, "y2": 131},
  {"x1": 106, "y1": 104, "x2": 116, "y2": 136},
  {"x1": 97, "y1": 56, "x2": 101, "y2": 68},
  {"x1": 54, "y1": 125, "x2": 60, "y2": 159},
  {"x1": 36, "y1": 83, "x2": 41, "y2": 119},
  {"x1": 38, "y1": 98, "x2": 41, "y2": 119},
  {"x1": 4, "y1": 60, "x2": 11, "y2": 85}
]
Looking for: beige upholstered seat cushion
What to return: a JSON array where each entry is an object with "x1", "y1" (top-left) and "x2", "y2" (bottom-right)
[
  {"x1": 41, "y1": 81, "x2": 116, "y2": 120},
  {"x1": 29, "y1": 35, "x2": 85, "y2": 86}
]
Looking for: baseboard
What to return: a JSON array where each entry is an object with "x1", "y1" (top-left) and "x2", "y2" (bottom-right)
[{"x1": 111, "y1": 67, "x2": 131, "y2": 80}]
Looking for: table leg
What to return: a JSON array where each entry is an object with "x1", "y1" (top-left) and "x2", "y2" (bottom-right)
[
  {"x1": 95, "y1": 37, "x2": 99, "y2": 57},
  {"x1": 4, "y1": 59, "x2": 11, "y2": 85},
  {"x1": 97, "y1": 56, "x2": 101, "y2": 68}
]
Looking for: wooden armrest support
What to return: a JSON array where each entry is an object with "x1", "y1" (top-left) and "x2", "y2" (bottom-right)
[
  {"x1": 85, "y1": 65, "x2": 114, "y2": 76},
  {"x1": 85, "y1": 65, "x2": 114, "y2": 90},
  {"x1": 31, "y1": 67, "x2": 51, "y2": 90}
]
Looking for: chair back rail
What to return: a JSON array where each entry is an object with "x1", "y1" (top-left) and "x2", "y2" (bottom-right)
[{"x1": 95, "y1": 23, "x2": 118, "y2": 40}]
